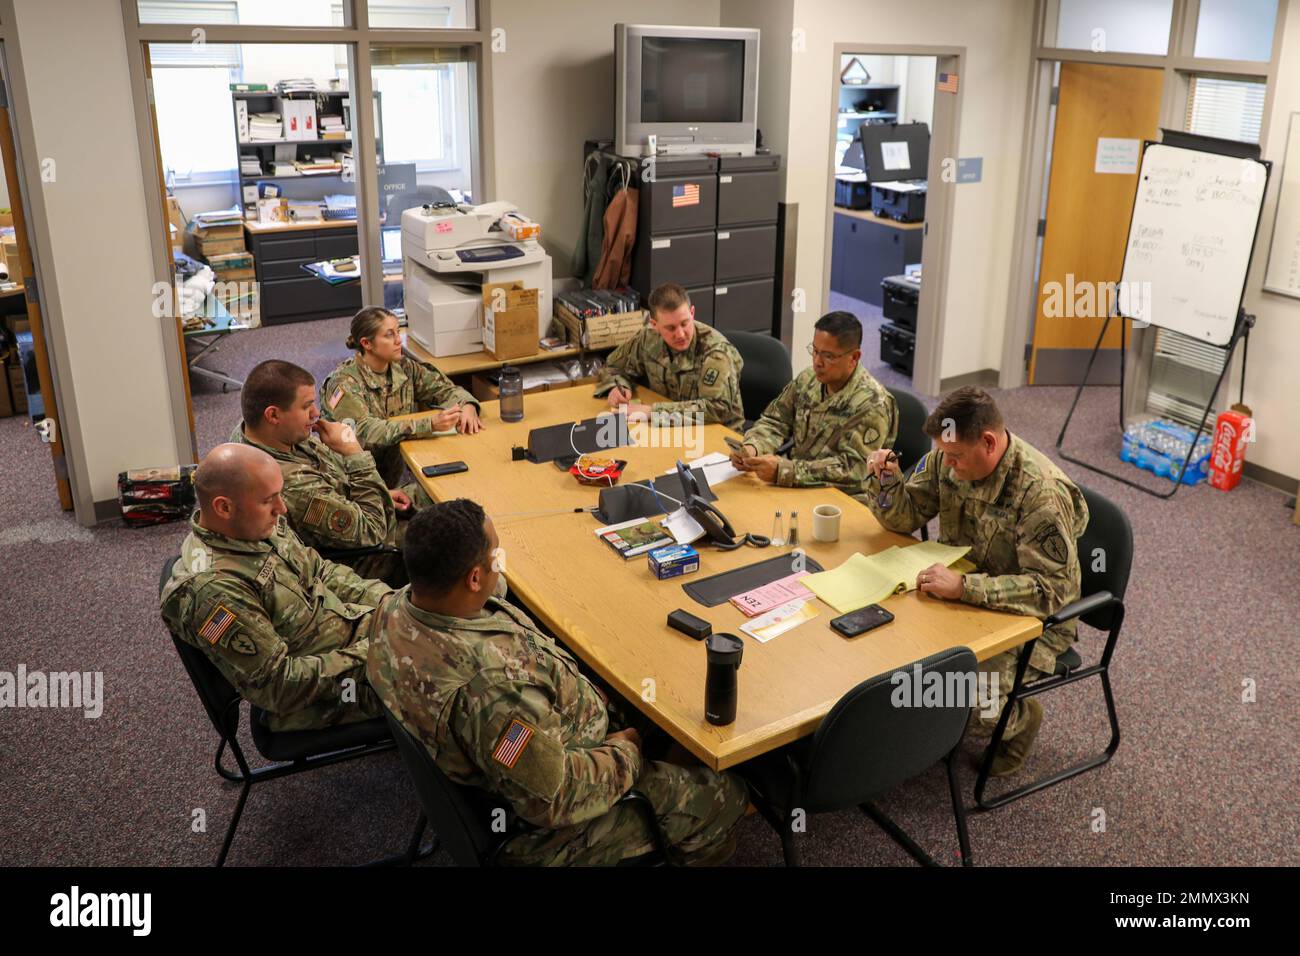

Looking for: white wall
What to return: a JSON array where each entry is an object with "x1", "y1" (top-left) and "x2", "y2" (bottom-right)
[
  {"x1": 488, "y1": 0, "x2": 723, "y2": 272},
  {"x1": 11, "y1": 0, "x2": 184, "y2": 511},
  {"x1": 784, "y1": 0, "x2": 1034, "y2": 381},
  {"x1": 722, "y1": 0, "x2": 793, "y2": 188},
  {"x1": 1238, "y1": 4, "x2": 1300, "y2": 483}
]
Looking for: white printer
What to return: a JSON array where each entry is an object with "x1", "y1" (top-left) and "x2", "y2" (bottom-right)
[{"x1": 402, "y1": 201, "x2": 553, "y2": 357}]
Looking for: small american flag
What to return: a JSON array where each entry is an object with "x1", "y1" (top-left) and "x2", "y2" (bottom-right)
[
  {"x1": 672, "y1": 183, "x2": 700, "y2": 207},
  {"x1": 937, "y1": 73, "x2": 959, "y2": 94},
  {"x1": 199, "y1": 605, "x2": 236, "y2": 645},
  {"x1": 492, "y1": 719, "x2": 535, "y2": 768}
]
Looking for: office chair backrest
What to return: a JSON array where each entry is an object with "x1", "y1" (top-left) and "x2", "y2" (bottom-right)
[
  {"x1": 387, "y1": 186, "x2": 456, "y2": 223},
  {"x1": 888, "y1": 387, "x2": 931, "y2": 474},
  {"x1": 727, "y1": 331, "x2": 792, "y2": 423},
  {"x1": 801, "y1": 646, "x2": 978, "y2": 814},
  {"x1": 1075, "y1": 484, "x2": 1134, "y2": 631},
  {"x1": 381, "y1": 703, "x2": 500, "y2": 867},
  {"x1": 159, "y1": 557, "x2": 242, "y2": 738}
]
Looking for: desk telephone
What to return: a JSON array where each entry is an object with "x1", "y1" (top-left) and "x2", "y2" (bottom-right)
[{"x1": 675, "y1": 460, "x2": 769, "y2": 551}]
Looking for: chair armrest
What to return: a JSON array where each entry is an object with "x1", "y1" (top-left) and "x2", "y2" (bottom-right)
[{"x1": 1044, "y1": 591, "x2": 1119, "y2": 628}]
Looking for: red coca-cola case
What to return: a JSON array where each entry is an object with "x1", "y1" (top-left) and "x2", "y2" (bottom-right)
[{"x1": 1208, "y1": 410, "x2": 1251, "y2": 491}]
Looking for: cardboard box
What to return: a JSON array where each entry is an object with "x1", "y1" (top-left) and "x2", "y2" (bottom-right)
[
  {"x1": 7, "y1": 362, "x2": 26, "y2": 416},
  {"x1": 197, "y1": 238, "x2": 247, "y2": 258},
  {"x1": 482, "y1": 283, "x2": 539, "y2": 361}
]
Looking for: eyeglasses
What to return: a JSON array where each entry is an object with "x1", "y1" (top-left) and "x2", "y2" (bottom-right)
[
  {"x1": 869, "y1": 451, "x2": 901, "y2": 509},
  {"x1": 806, "y1": 343, "x2": 854, "y2": 363}
]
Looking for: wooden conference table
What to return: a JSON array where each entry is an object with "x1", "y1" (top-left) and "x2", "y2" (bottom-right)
[{"x1": 400, "y1": 388, "x2": 1042, "y2": 772}]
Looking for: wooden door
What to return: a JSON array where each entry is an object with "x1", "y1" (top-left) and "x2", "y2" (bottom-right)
[
  {"x1": 1029, "y1": 62, "x2": 1163, "y2": 385},
  {"x1": 0, "y1": 59, "x2": 72, "y2": 509}
]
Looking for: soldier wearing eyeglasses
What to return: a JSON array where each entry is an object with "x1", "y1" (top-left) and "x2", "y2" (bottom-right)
[{"x1": 728, "y1": 311, "x2": 897, "y2": 497}]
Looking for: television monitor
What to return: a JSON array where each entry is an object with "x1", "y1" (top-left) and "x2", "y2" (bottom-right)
[{"x1": 616, "y1": 24, "x2": 759, "y2": 157}]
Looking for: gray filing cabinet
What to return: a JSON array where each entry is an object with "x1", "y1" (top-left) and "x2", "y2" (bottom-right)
[
  {"x1": 247, "y1": 224, "x2": 363, "y2": 325},
  {"x1": 625, "y1": 151, "x2": 781, "y2": 337},
  {"x1": 831, "y1": 210, "x2": 923, "y2": 308}
]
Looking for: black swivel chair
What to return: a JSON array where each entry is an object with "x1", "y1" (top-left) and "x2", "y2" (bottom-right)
[
  {"x1": 887, "y1": 386, "x2": 933, "y2": 540},
  {"x1": 727, "y1": 331, "x2": 793, "y2": 427},
  {"x1": 159, "y1": 557, "x2": 431, "y2": 866},
  {"x1": 973, "y1": 484, "x2": 1133, "y2": 810},
  {"x1": 381, "y1": 703, "x2": 672, "y2": 866},
  {"x1": 742, "y1": 647, "x2": 976, "y2": 867}
]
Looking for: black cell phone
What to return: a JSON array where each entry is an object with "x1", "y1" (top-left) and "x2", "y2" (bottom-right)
[
  {"x1": 421, "y1": 461, "x2": 469, "y2": 477},
  {"x1": 830, "y1": 604, "x2": 894, "y2": 638}
]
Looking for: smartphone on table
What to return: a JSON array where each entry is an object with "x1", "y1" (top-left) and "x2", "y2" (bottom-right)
[{"x1": 830, "y1": 604, "x2": 894, "y2": 638}]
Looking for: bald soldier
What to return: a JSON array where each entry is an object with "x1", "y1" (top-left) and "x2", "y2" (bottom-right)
[
  {"x1": 594, "y1": 282, "x2": 745, "y2": 430},
  {"x1": 232, "y1": 359, "x2": 406, "y2": 582},
  {"x1": 160, "y1": 443, "x2": 391, "y2": 731},
  {"x1": 367, "y1": 499, "x2": 749, "y2": 865},
  {"x1": 730, "y1": 310, "x2": 897, "y2": 497},
  {"x1": 862, "y1": 387, "x2": 1089, "y2": 775}
]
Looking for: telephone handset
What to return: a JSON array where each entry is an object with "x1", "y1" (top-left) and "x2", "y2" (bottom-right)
[{"x1": 676, "y1": 460, "x2": 738, "y2": 545}]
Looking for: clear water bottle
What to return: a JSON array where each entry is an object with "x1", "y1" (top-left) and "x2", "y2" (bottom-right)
[{"x1": 499, "y1": 365, "x2": 524, "y2": 423}]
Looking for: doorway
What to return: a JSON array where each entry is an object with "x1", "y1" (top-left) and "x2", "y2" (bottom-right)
[
  {"x1": 823, "y1": 45, "x2": 961, "y2": 398},
  {"x1": 0, "y1": 41, "x2": 71, "y2": 511}
]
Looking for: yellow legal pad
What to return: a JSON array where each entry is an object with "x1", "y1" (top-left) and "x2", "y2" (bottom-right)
[{"x1": 803, "y1": 541, "x2": 973, "y2": 613}]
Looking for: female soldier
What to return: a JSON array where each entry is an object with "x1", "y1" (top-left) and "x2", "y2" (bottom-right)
[{"x1": 321, "y1": 307, "x2": 482, "y2": 494}]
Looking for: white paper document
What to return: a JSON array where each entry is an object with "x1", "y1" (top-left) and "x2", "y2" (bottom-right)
[
  {"x1": 662, "y1": 452, "x2": 742, "y2": 487},
  {"x1": 881, "y1": 141, "x2": 911, "y2": 171}
]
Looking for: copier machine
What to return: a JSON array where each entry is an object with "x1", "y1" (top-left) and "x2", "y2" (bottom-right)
[{"x1": 402, "y1": 200, "x2": 553, "y2": 357}]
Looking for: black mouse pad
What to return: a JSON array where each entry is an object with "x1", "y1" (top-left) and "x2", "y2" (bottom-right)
[
  {"x1": 594, "y1": 469, "x2": 716, "y2": 524},
  {"x1": 682, "y1": 553, "x2": 825, "y2": 607},
  {"x1": 526, "y1": 416, "x2": 634, "y2": 463}
]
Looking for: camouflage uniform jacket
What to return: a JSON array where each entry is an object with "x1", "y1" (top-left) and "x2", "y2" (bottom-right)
[
  {"x1": 741, "y1": 365, "x2": 898, "y2": 496},
  {"x1": 320, "y1": 355, "x2": 478, "y2": 487},
  {"x1": 231, "y1": 424, "x2": 397, "y2": 554},
  {"x1": 595, "y1": 323, "x2": 745, "y2": 430},
  {"x1": 865, "y1": 432, "x2": 1090, "y2": 671},
  {"x1": 366, "y1": 589, "x2": 644, "y2": 859},
  {"x1": 161, "y1": 515, "x2": 391, "y2": 731}
]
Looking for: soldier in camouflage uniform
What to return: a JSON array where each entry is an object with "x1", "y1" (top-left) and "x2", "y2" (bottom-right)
[
  {"x1": 732, "y1": 311, "x2": 897, "y2": 497},
  {"x1": 320, "y1": 308, "x2": 481, "y2": 499},
  {"x1": 160, "y1": 443, "x2": 391, "y2": 732},
  {"x1": 862, "y1": 386, "x2": 1089, "y2": 775},
  {"x1": 594, "y1": 282, "x2": 746, "y2": 430},
  {"x1": 233, "y1": 360, "x2": 405, "y2": 582},
  {"x1": 366, "y1": 499, "x2": 749, "y2": 865}
]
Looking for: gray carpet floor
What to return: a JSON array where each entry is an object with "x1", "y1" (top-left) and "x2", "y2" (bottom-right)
[{"x1": 2, "y1": 300, "x2": 1296, "y2": 867}]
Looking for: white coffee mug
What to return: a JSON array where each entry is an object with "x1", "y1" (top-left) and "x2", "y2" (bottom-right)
[{"x1": 813, "y1": 504, "x2": 842, "y2": 543}]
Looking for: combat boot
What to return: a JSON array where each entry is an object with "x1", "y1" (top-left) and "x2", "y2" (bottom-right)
[{"x1": 987, "y1": 698, "x2": 1043, "y2": 777}]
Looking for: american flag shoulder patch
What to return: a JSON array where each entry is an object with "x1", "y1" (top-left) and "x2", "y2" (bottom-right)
[
  {"x1": 328, "y1": 386, "x2": 345, "y2": 410},
  {"x1": 304, "y1": 496, "x2": 329, "y2": 527},
  {"x1": 492, "y1": 718, "x2": 535, "y2": 769},
  {"x1": 198, "y1": 604, "x2": 237, "y2": 645}
]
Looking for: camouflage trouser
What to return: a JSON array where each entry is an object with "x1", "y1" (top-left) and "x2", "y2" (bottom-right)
[
  {"x1": 499, "y1": 761, "x2": 749, "y2": 866},
  {"x1": 972, "y1": 632, "x2": 1071, "y2": 743}
]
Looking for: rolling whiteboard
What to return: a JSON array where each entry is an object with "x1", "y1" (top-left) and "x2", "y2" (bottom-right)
[
  {"x1": 1263, "y1": 113, "x2": 1300, "y2": 300},
  {"x1": 1117, "y1": 142, "x2": 1269, "y2": 346}
]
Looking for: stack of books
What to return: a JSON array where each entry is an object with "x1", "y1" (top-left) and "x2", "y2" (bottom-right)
[
  {"x1": 184, "y1": 208, "x2": 246, "y2": 262},
  {"x1": 247, "y1": 112, "x2": 282, "y2": 141},
  {"x1": 320, "y1": 114, "x2": 346, "y2": 140},
  {"x1": 276, "y1": 78, "x2": 317, "y2": 93},
  {"x1": 294, "y1": 158, "x2": 342, "y2": 176},
  {"x1": 239, "y1": 155, "x2": 263, "y2": 176}
]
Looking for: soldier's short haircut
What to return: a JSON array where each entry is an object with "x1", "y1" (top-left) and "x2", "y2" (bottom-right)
[
  {"x1": 404, "y1": 498, "x2": 491, "y2": 595},
  {"x1": 241, "y1": 360, "x2": 316, "y2": 426},
  {"x1": 924, "y1": 386, "x2": 1005, "y2": 443},
  {"x1": 647, "y1": 282, "x2": 691, "y2": 318},
  {"x1": 814, "y1": 310, "x2": 863, "y2": 350}
]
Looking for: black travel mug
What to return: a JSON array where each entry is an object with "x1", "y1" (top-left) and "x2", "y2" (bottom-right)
[{"x1": 705, "y1": 633, "x2": 744, "y2": 725}]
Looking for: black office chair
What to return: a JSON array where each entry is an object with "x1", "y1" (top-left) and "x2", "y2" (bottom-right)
[
  {"x1": 887, "y1": 386, "x2": 932, "y2": 540},
  {"x1": 159, "y1": 557, "x2": 432, "y2": 866},
  {"x1": 727, "y1": 331, "x2": 793, "y2": 427},
  {"x1": 742, "y1": 647, "x2": 976, "y2": 867},
  {"x1": 973, "y1": 484, "x2": 1132, "y2": 810},
  {"x1": 381, "y1": 702, "x2": 672, "y2": 866},
  {"x1": 386, "y1": 185, "x2": 456, "y2": 224}
]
